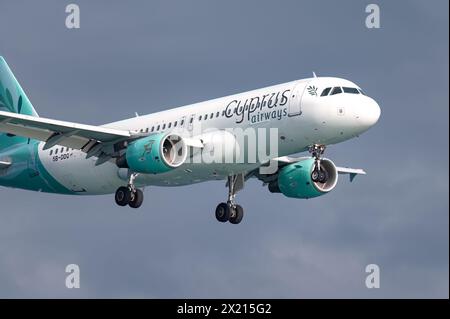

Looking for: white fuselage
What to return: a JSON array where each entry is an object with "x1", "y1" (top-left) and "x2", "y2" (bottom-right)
[{"x1": 37, "y1": 77, "x2": 380, "y2": 194}]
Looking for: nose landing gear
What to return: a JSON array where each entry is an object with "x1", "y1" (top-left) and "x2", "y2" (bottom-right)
[
  {"x1": 309, "y1": 144, "x2": 329, "y2": 183},
  {"x1": 215, "y1": 174, "x2": 245, "y2": 225},
  {"x1": 114, "y1": 173, "x2": 144, "y2": 208}
]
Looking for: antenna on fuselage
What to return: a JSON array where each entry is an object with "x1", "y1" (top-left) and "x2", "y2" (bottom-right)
[{"x1": 312, "y1": 71, "x2": 318, "y2": 78}]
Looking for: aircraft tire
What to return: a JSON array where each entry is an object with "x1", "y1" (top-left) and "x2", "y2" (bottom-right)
[
  {"x1": 229, "y1": 204, "x2": 244, "y2": 224},
  {"x1": 215, "y1": 202, "x2": 230, "y2": 222},
  {"x1": 129, "y1": 189, "x2": 144, "y2": 208},
  {"x1": 115, "y1": 186, "x2": 132, "y2": 206}
]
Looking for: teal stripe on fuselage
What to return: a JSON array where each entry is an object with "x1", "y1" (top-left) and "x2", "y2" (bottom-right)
[{"x1": 0, "y1": 140, "x2": 73, "y2": 194}]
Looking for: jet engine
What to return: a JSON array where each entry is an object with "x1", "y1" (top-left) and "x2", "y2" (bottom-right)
[
  {"x1": 120, "y1": 133, "x2": 187, "y2": 174},
  {"x1": 274, "y1": 158, "x2": 338, "y2": 199}
]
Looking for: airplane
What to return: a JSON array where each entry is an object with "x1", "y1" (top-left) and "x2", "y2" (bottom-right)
[{"x1": 0, "y1": 57, "x2": 380, "y2": 225}]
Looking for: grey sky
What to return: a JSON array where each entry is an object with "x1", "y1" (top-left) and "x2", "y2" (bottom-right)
[{"x1": 0, "y1": 0, "x2": 448, "y2": 298}]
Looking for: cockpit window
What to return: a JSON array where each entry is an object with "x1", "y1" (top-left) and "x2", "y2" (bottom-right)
[
  {"x1": 321, "y1": 87, "x2": 332, "y2": 96},
  {"x1": 330, "y1": 87, "x2": 342, "y2": 95},
  {"x1": 358, "y1": 89, "x2": 366, "y2": 95},
  {"x1": 343, "y1": 87, "x2": 360, "y2": 94}
]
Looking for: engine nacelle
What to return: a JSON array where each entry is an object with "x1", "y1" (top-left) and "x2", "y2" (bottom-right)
[
  {"x1": 125, "y1": 133, "x2": 187, "y2": 174},
  {"x1": 277, "y1": 158, "x2": 338, "y2": 199}
]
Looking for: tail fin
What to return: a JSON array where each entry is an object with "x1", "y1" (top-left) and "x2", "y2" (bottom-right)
[
  {"x1": 0, "y1": 56, "x2": 38, "y2": 117},
  {"x1": 0, "y1": 56, "x2": 38, "y2": 150}
]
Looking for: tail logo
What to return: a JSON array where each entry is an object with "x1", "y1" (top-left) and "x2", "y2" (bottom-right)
[{"x1": 0, "y1": 78, "x2": 23, "y2": 114}]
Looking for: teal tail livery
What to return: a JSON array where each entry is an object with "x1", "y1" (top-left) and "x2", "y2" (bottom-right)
[
  {"x1": 0, "y1": 56, "x2": 39, "y2": 151},
  {"x1": 0, "y1": 57, "x2": 71, "y2": 194},
  {"x1": 0, "y1": 57, "x2": 380, "y2": 225}
]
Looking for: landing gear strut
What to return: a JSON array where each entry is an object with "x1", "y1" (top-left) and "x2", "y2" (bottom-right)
[
  {"x1": 215, "y1": 174, "x2": 244, "y2": 224},
  {"x1": 309, "y1": 144, "x2": 328, "y2": 183},
  {"x1": 115, "y1": 173, "x2": 144, "y2": 208}
]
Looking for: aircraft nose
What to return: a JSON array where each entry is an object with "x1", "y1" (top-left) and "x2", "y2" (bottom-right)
[{"x1": 360, "y1": 98, "x2": 381, "y2": 127}]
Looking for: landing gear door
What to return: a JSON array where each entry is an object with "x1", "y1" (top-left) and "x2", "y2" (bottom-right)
[{"x1": 288, "y1": 81, "x2": 310, "y2": 117}]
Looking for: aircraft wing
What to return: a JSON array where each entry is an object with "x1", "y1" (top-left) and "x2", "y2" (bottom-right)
[
  {"x1": 334, "y1": 166, "x2": 367, "y2": 181},
  {"x1": 0, "y1": 111, "x2": 205, "y2": 165},
  {"x1": 0, "y1": 110, "x2": 132, "y2": 160}
]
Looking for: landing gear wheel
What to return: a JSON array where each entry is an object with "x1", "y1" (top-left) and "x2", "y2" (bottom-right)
[
  {"x1": 115, "y1": 172, "x2": 144, "y2": 208},
  {"x1": 215, "y1": 175, "x2": 245, "y2": 224},
  {"x1": 309, "y1": 144, "x2": 328, "y2": 184},
  {"x1": 115, "y1": 186, "x2": 132, "y2": 206},
  {"x1": 318, "y1": 170, "x2": 328, "y2": 183},
  {"x1": 129, "y1": 189, "x2": 144, "y2": 208},
  {"x1": 311, "y1": 170, "x2": 320, "y2": 182},
  {"x1": 229, "y1": 204, "x2": 244, "y2": 224},
  {"x1": 215, "y1": 202, "x2": 230, "y2": 222}
]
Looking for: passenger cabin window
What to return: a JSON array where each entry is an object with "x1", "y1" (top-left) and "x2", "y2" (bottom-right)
[
  {"x1": 189, "y1": 117, "x2": 194, "y2": 123},
  {"x1": 330, "y1": 87, "x2": 342, "y2": 95},
  {"x1": 216, "y1": 112, "x2": 220, "y2": 117},
  {"x1": 145, "y1": 128, "x2": 149, "y2": 133},
  {"x1": 343, "y1": 87, "x2": 360, "y2": 94},
  {"x1": 210, "y1": 113, "x2": 214, "y2": 118},
  {"x1": 151, "y1": 126, "x2": 154, "y2": 132},
  {"x1": 157, "y1": 125, "x2": 160, "y2": 131},
  {"x1": 321, "y1": 87, "x2": 332, "y2": 96},
  {"x1": 168, "y1": 123, "x2": 171, "y2": 128},
  {"x1": 174, "y1": 121, "x2": 177, "y2": 127},
  {"x1": 180, "y1": 119, "x2": 184, "y2": 126},
  {"x1": 50, "y1": 150, "x2": 53, "y2": 156},
  {"x1": 162, "y1": 124, "x2": 166, "y2": 130},
  {"x1": 199, "y1": 115, "x2": 202, "y2": 121},
  {"x1": 204, "y1": 114, "x2": 208, "y2": 120},
  {"x1": 55, "y1": 149, "x2": 59, "y2": 155}
]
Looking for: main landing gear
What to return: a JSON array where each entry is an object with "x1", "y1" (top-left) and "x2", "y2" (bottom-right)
[
  {"x1": 115, "y1": 173, "x2": 144, "y2": 208},
  {"x1": 309, "y1": 144, "x2": 329, "y2": 183},
  {"x1": 215, "y1": 175, "x2": 245, "y2": 225}
]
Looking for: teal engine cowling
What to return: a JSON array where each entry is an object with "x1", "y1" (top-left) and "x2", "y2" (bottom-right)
[
  {"x1": 274, "y1": 158, "x2": 338, "y2": 199},
  {"x1": 123, "y1": 133, "x2": 187, "y2": 174}
]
